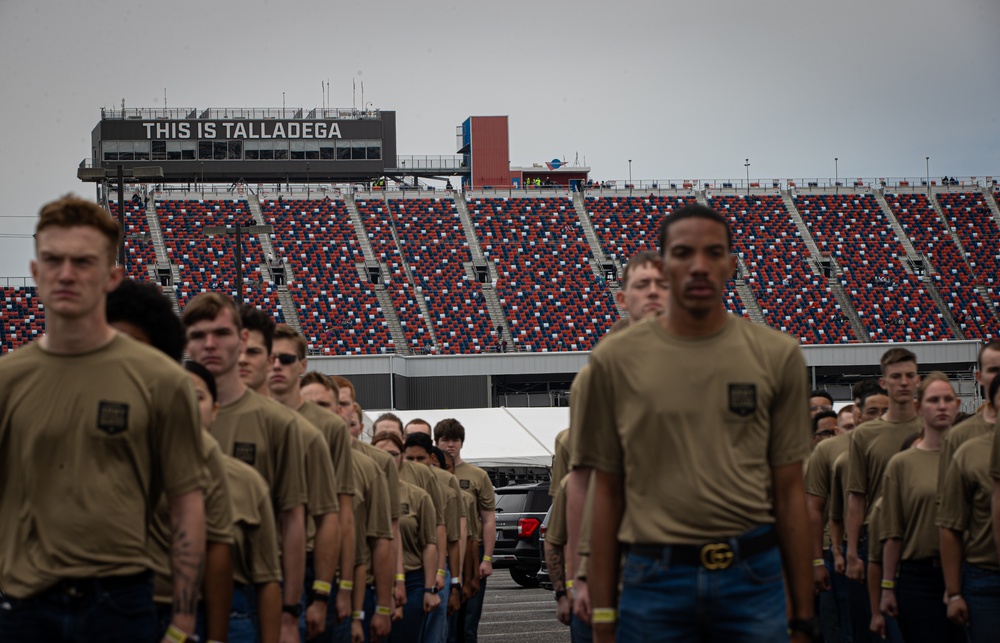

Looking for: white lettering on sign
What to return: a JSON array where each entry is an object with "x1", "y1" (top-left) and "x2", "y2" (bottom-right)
[{"x1": 143, "y1": 121, "x2": 343, "y2": 140}]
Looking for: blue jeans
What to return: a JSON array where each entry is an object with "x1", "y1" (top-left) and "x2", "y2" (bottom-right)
[
  {"x1": 300, "y1": 558, "x2": 351, "y2": 643},
  {"x1": 846, "y1": 534, "x2": 876, "y2": 643},
  {"x1": 817, "y1": 550, "x2": 840, "y2": 643},
  {"x1": 229, "y1": 584, "x2": 258, "y2": 643},
  {"x1": 829, "y1": 543, "x2": 853, "y2": 643},
  {"x1": 363, "y1": 585, "x2": 377, "y2": 643},
  {"x1": 895, "y1": 560, "x2": 963, "y2": 643},
  {"x1": 448, "y1": 567, "x2": 487, "y2": 643},
  {"x1": 571, "y1": 612, "x2": 593, "y2": 643},
  {"x1": 390, "y1": 569, "x2": 428, "y2": 643},
  {"x1": 616, "y1": 527, "x2": 787, "y2": 642},
  {"x1": 0, "y1": 573, "x2": 157, "y2": 643},
  {"x1": 423, "y1": 570, "x2": 450, "y2": 643},
  {"x1": 963, "y1": 562, "x2": 1000, "y2": 643}
]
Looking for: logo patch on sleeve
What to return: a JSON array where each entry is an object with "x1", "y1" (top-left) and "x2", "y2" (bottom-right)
[
  {"x1": 459, "y1": 479, "x2": 471, "y2": 490},
  {"x1": 728, "y1": 384, "x2": 757, "y2": 417},
  {"x1": 96, "y1": 401, "x2": 129, "y2": 435},
  {"x1": 400, "y1": 502, "x2": 410, "y2": 516},
  {"x1": 233, "y1": 442, "x2": 257, "y2": 466}
]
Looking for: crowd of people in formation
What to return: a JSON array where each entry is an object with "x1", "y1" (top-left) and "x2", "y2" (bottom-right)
[
  {"x1": 5, "y1": 196, "x2": 1000, "y2": 643},
  {"x1": 0, "y1": 196, "x2": 497, "y2": 643}
]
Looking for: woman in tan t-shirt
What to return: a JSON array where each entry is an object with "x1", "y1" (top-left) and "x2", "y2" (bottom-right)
[
  {"x1": 878, "y1": 372, "x2": 963, "y2": 643},
  {"x1": 372, "y1": 430, "x2": 440, "y2": 643}
]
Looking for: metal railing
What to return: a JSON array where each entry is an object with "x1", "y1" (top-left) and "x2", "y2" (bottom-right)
[
  {"x1": 0, "y1": 277, "x2": 36, "y2": 288},
  {"x1": 392, "y1": 155, "x2": 466, "y2": 170},
  {"x1": 581, "y1": 176, "x2": 995, "y2": 192},
  {"x1": 101, "y1": 107, "x2": 382, "y2": 121}
]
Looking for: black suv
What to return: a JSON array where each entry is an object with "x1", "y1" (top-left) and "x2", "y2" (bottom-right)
[{"x1": 493, "y1": 481, "x2": 551, "y2": 587}]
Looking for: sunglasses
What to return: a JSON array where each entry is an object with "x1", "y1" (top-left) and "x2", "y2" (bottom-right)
[{"x1": 272, "y1": 353, "x2": 299, "y2": 365}]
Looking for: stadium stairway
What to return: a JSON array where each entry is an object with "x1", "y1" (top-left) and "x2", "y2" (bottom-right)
[
  {"x1": 454, "y1": 195, "x2": 516, "y2": 350},
  {"x1": 246, "y1": 192, "x2": 302, "y2": 335},
  {"x1": 345, "y1": 193, "x2": 409, "y2": 354},
  {"x1": 733, "y1": 256, "x2": 766, "y2": 324},
  {"x1": 982, "y1": 187, "x2": 1000, "y2": 228},
  {"x1": 144, "y1": 198, "x2": 181, "y2": 316},
  {"x1": 781, "y1": 190, "x2": 869, "y2": 342},
  {"x1": 932, "y1": 193, "x2": 1000, "y2": 322},
  {"x1": 571, "y1": 190, "x2": 624, "y2": 317},
  {"x1": 874, "y1": 191, "x2": 964, "y2": 339}
]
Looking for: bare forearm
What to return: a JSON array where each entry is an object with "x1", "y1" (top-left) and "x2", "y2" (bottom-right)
[
  {"x1": 829, "y1": 519, "x2": 845, "y2": 553},
  {"x1": 458, "y1": 516, "x2": 467, "y2": 570},
  {"x1": 352, "y1": 564, "x2": 366, "y2": 611},
  {"x1": 447, "y1": 539, "x2": 461, "y2": 578},
  {"x1": 169, "y1": 490, "x2": 207, "y2": 633},
  {"x1": 203, "y1": 541, "x2": 233, "y2": 642},
  {"x1": 436, "y1": 524, "x2": 448, "y2": 572},
  {"x1": 423, "y1": 544, "x2": 438, "y2": 589},
  {"x1": 371, "y1": 538, "x2": 393, "y2": 607},
  {"x1": 480, "y1": 511, "x2": 495, "y2": 557},
  {"x1": 280, "y1": 505, "x2": 306, "y2": 605},
  {"x1": 257, "y1": 581, "x2": 282, "y2": 643},
  {"x1": 590, "y1": 471, "x2": 623, "y2": 614},
  {"x1": 565, "y1": 468, "x2": 590, "y2": 570},
  {"x1": 772, "y1": 463, "x2": 813, "y2": 621},
  {"x1": 806, "y1": 494, "x2": 827, "y2": 560},
  {"x1": 544, "y1": 541, "x2": 567, "y2": 592},
  {"x1": 939, "y1": 528, "x2": 964, "y2": 595},
  {"x1": 339, "y1": 495, "x2": 356, "y2": 583},
  {"x1": 993, "y1": 480, "x2": 1000, "y2": 562},
  {"x1": 881, "y1": 538, "x2": 901, "y2": 585},
  {"x1": 846, "y1": 493, "x2": 867, "y2": 556},
  {"x1": 315, "y1": 512, "x2": 340, "y2": 585},
  {"x1": 867, "y1": 561, "x2": 883, "y2": 616}
]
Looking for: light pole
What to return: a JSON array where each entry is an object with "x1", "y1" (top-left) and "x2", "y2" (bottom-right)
[
  {"x1": 306, "y1": 162, "x2": 311, "y2": 198},
  {"x1": 628, "y1": 159, "x2": 632, "y2": 196},
  {"x1": 744, "y1": 159, "x2": 750, "y2": 196},
  {"x1": 925, "y1": 156, "x2": 930, "y2": 193},
  {"x1": 835, "y1": 157, "x2": 839, "y2": 195},
  {"x1": 204, "y1": 223, "x2": 274, "y2": 301}
]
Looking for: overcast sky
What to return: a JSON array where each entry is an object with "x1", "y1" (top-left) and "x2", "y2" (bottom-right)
[{"x1": 1, "y1": 0, "x2": 997, "y2": 278}]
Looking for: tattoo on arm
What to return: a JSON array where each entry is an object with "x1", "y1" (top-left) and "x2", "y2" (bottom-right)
[
  {"x1": 171, "y1": 520, "x2": 206, "y2": 616},
  {"x1": 546, "y1": 544, "x2": 566, "y2": 590}
]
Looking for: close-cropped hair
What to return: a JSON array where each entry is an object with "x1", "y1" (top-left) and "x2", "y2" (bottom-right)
[
  {"x1": 812, "y1": 410, "x2": 839, "y2": 432},
  {"x1": 880, "y1": 347, "x2": 917, "y2": 373},
  {"x1": 182, "y1": 292, "x2": 241, "y2": 330},
  {"x1": 859, "y1": 387, "x2": 888, "y2": 410},
  {"x1": 621, "y1": 251, "x2": 662, "y2": 289},
  {"x1": 978, "y1": 340, "x2": 1000, "y2": 370},
  {"x1": 107, "y1": 278, "x2": 186, "y2": 362},
  {"x1": 240, "y1": 305, "x2": 276, "y2": 354},
  {"x1": 184, "y1": 360, "x2": 218, "y2": 403},
  {"x1": 36, "y1": 195, "x2": 122, "y2": 265},
  {"x1": 838, "y1": 404, "x2": 856, "y2": 419},
  {"x1": 404, "y1": 431, "x2": 434, "y2": 453},
  {"x1": 302, "y1": 371, "x2": 339, "y2": 395},
  {"x1": 658, "y1": 204, "x2": 732, "y2": 253},
  {"x1": 851, "y1": 378, "x2": 881, "y2": 401},
  {"x1": 274, "y1": 323, "x2": 307, "y2": 359},
  {"x1": 916, "y1": 371, "x2": 953, "y2": 404},
  {"x1": 430, "y1": 446, "x2": 448, "y2": 469},
  {"x1": 809, "y1": 389, "x2": 834, "y2": 405},
  {"x1": 434, "y1": 418, "x2": 466, "y2": 444},
  {"x1": 334, "y1": 376, "x2": 356, "y2": 401},
  {"x1": 374, "y1": 412, "x2": 404, "y2": 433},
  {"x1": 372, "y1": 430, "x2": 404, "y2": 451},
  {"x1": 405, "y1": 418, "x2": 432, "y2": 434}
]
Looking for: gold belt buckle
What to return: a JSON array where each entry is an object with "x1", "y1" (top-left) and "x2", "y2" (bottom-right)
[{"x1": 700, "y1": 542, "x2": 734, "y2": 570}]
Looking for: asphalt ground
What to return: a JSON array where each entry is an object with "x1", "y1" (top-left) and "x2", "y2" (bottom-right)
[{"x1": 475, "y1": 569, "x2": 572, "y2": 642}]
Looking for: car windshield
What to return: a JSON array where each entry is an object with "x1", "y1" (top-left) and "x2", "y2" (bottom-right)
[{"x1": 494, "y1": 491, "x2": 528, "y2": 514}]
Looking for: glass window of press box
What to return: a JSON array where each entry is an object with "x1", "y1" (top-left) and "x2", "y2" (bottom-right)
[{"x1": 104, "y1": 139, "x2": 380, "y2": 162}]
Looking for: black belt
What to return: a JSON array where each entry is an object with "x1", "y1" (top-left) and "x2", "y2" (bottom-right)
[
  {"x1": 45, "y1": 570, "x2": 152, "y2": 598},
  {"x1": 629, "y1": 528, "x2": 777, "y2": 570}
]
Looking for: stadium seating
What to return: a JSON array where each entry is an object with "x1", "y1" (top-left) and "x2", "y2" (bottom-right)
[
  {"x1": 110, "y1": 199, "x2": 158, "y2": 282},
  {"x1": 886, "y1": 193, "x2": 999, "y2": 340},
  {"x1": 382, "y1": 198, "x2": 496, "y2": 354},
  {"x1": 796, "y1": 194, "x2": 948, "y2": 342},
  {"x1": 260, "y1": 198, "x2": 392, "y2": 354},
  {"x1": 468, "y1": 196, "x2": 617, "y2": 351},
  {"x1": 1, "y1": 287, "x2": 43, "y2": 351},
  {"x1": 586, "y1": 195, "x2": 750, "y2": 318},
  {"x1": 936, "y1": 192, "x2": 1000, "y2": 313},
  {"x1": 710, "y1": 195, "x2": 854, "y2": 343}
]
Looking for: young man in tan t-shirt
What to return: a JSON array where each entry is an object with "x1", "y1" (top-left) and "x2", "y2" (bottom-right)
[
  {"x1": 575, "y1": 205, "x2": 815, "y2": 642},
  {"x1": 0, "y1": 196, "x2": 207, "y2": 643}
]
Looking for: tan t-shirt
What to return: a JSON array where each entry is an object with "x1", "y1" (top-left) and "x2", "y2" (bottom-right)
[
  {"x1": 0, "y1": 335, "x2": 208, "y2": 598},
  {"x1": 351, "y1": 449, "x2": 393, "y2": 584},
  {"x1": 992, "y1": 420, "x2": 1000, "y2": 480},
  {"x1": 428, "y1": 466, "x2": 464, "y2": 543},
  {"x1": 153, "y1": 432, "x2": 234, "y2": 603},
  {"x1": 212, "y1": 389, "x2": 307, "y2": 513},
  {"x1": 297, "y1": 400, "x2": 354, "y2": 497},
  {"x1": 399, "y1": 481, "x2": 437, "y2": 573},
  {"x1": 551, "y1": 429, "x2": 570, "y2": 497},
  {"x1": 829, "y1": 450, "x2": 850, "y2": 526},
  {"x1": 354, "y1": 440, "x2": 401, "y2": 520},
  {"x1": 400, "y1": 459, "x2": 445, "y2": 527},
  {"x1": 937, "y1": 434, "x2": 999, "y2": 570},
  {"x1": 805, "y1": 431, "x2": 851, "y2": 550},
  {"x1": 298, "y1": 414, "x2": 340, "y2": 552},
  {"x1": 867, "y1": 497, "x2": 886, "y2": 564},
  {"x1": 939, "y1": 412, "x2": 992, "y2": 501},
  {"x1": 879, "y1": 448, "x2": 941, "y2": 561},
  {"x1": 567, "y1": 365, "x2": 592, "y2": 470},
  {"x1": 846, "y1": 415, "x2": 921, "y2": 523},
  {"x1": 462, "y1": 490, "x2": 479, "y2": 540},
  {"x1": 546, "y1": 476, "x2": 569, "y2": 548},
  {"x1": 574, "y1": 315, "x2": 811, "y2": 544},
  {"x1": 225, "y1": 455, "x2": 282, "y2": 587},
  {"x1": 454, "y1": 461, "x2": 495, "y2": 541}
]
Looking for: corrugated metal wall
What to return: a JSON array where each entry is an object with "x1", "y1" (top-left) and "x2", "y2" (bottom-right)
[
  {"x1": 470, "y1": 116, "x2": 510, "y2": 188},
  {"x1": 399, "y1": 375, "x2": 489, "y2": 409}
]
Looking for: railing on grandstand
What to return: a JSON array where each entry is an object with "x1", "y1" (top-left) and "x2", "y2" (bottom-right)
[
  {"x1": 100, "y1": 107, "x2": 381, "y2": 121},
  {"x1": 0, "y1": 277, "x2": 35, "y2": 288},
  {"x1": 579, "y1": 177, "x2": 995, "y2": 193},
  {"x1": 392, "y1": 155, "x2": 466, "y2": 170}
]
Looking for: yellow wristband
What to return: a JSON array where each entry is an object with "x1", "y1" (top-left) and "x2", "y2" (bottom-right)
[
  {"x1": 394, "y1": 573, "x2": 406, "y2": 582},
  {"x1": 339, "y1": 579, "x2": 354, "y2": 591},
  {"x1": 881, "y1": 579, "x2": 896, "y2": 589},
  {"x1": 482, "y1": 555, "x2": 493, "y2": 563},
  {"x1": 812, "y1": 559, "x2": 825, "y2": 567},
  {"x1": 375, "y1": 605, "x2": 392, "y2": 616},
  {"x1": 437, "y1": 568, "x2": 447, "y2": 576},
  {"x1": 164, "y1": 625, "x2": 190, "y2": 643},
  {"x1": 312, "y1": 580, "x2": 332, "y2": 596},
  {"x1": 565, "y1": 579, "x2": 574, "y2": 589},
  {"x1": 352, "y1": 610, "x2": 364, "y2": 620},
  {"x1": 592, "y1": 607, "x2": 617, "y2": 624}
]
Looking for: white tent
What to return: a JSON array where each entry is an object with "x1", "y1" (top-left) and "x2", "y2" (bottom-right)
[{"x1": 363, "y1": 407, "x2": 568, "y2": 467}]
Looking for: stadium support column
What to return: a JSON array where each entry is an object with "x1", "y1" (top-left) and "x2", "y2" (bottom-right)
[{"x1": 117, "y1": 164, "x2": 125, "y2": 267}]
